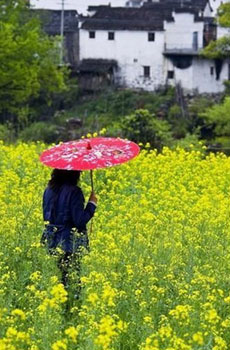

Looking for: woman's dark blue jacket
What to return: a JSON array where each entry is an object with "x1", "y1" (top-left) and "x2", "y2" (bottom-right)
[{"x1": 42, "y1": 184, "x2": 96, "y2": 253}]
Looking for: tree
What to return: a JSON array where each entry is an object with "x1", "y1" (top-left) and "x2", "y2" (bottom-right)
[
  {"x1": 0, "y1": 0, "x2": 67, "y2": 124},
  {"x1": 121, "y1": 109, "x2": 173, "y2": 149},
  {"x1": 218, "y1": 3, "x2": 230, "y2": 27},
  {"x1": 199, "y1": 97, "x2": 230, "y2": 150},
  {"x1": 200, "y1": 97, "x2": 230, "y2": 134},
  {"x1": 201, "y1": 36, "x2": 230, "y2": 59},
  {"x1": 201, "y1": 3, "x2": 230, "y2": 60}
]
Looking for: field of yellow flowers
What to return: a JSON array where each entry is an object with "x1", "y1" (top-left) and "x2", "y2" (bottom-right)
[{"x1": 1, "y1": 141, "x2": 230, "y2": 350}]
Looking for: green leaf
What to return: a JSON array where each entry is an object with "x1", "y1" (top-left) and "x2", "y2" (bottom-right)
[{"x1": 0, "y1": 0, "x2": 67, "y2": 122}]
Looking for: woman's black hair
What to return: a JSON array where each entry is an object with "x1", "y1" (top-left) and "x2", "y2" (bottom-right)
[{"x1": 48, "y1": 169, "x2": 81, "y2": 191}]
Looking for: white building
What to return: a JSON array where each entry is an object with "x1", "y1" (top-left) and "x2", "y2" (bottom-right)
[
  {"x1": 78, "y1": 0, "x2": 230, "y2": 93},
  {"x1": 79, "y1": 5, "x2": 166, "y2": 90},
  {"x1": 164, "y1": 10, "x2": 229, "y2": 93}
]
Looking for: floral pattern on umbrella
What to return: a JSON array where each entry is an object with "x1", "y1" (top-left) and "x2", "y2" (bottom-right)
[{"x1": 40, "y1": 137, "x2": 140, "y2": 170}]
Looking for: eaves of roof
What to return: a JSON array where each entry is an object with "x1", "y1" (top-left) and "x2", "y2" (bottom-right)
[
  {"x1": 78, "y1": 59, "x2": 117, "y2": 73},
  {"x1": 81, "y1": 1, "x2": 209, "y2": 32},
  {"x1": 81, "y1": 18, "x2": 165, "y2": 31}
]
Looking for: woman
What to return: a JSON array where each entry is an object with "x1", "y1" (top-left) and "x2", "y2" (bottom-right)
[{"x1": 41, "y1": 168, "x2": 97, "y2": 287}]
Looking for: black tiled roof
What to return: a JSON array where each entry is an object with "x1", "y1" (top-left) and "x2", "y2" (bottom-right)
[
  {"x1": 88, "y1": 5, "x2": 112, "y2": 11},
  {"x1": 82, "y1": 0, "x2": 209, "y2": 31},
  {"x1": 78, "y1": 59, "x2": 117, "y2": 73},
  {"x1": 33, "y1": 9, "x2": 78, "y2": 35},
  {"x1": 82, "y1": 6, "x2": 173, "y2": 31},
  {"x1": 159, "y1": 0, "x2": 209, "y2": 11}
]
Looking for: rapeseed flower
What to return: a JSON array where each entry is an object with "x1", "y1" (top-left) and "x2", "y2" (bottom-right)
[
  {"x1": 2, "y1": 142, "x2": 230, "y2": 349},
  {"x1": 192, "y1": 332, "x2": 204, "y2": 345},
  {"x1": 11, "y1": 309, "x2": 26, "y2": 320},
  {"x1": 64, "y1": 326, "x2": 78, "y2": 342},
  {"x1": 51, "y1": 340, "x2": 67, "y2": 350}
]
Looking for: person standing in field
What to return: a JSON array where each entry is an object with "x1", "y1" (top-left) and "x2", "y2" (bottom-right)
[{"x1": 41, "y1": 169, "x2": 97, "y2": 290}]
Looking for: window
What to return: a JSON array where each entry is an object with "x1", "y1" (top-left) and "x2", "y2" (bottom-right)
[
  {"x1": 192, "y1": 31, "x2": 198, "y2": 51},
  {"x1": 108, "y1": 32, "x2": 115, "y2": 40},
  {"x1": 143, "y1": 66, "x2": 150, "y2": 78},
  {"x1": 210, "y1": 66, "x2": 214, "y2": 76},
  {"x1": 168, "y1": 70, "x2": 174, "y2": 79},
  {"x1": 148, "y1": 32, "x2": 155, "y2": 42},
  {"x1": 89, "y1": 31, "x2": 95, "y2": 39}
]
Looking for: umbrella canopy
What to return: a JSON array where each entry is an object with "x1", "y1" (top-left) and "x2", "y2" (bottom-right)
[{"x1": 40, "y1": 137, "x2": 140, "y2": 171}]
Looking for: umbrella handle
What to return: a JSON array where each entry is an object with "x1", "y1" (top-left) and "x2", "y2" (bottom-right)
[
  {"x1": 90, "y1": 170, "x2": 94, "y2": 234},
  {"x1": 90, "y1": 170, "x2": 94, "y2": 192}
]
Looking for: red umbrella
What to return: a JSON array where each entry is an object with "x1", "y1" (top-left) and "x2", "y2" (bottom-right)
[{"x1": 40, "y1": 137, "x2": 140, "y2": 189}]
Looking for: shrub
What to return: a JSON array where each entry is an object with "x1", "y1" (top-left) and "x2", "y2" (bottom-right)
[
  {"x1": 18, "y1": 122, "x2": 58, "y2": 143},
  {"x1": 121, "y1": 109, "x2": 173, "y2": 149},
  {"x1": 0, "y1": 123, "x2": 14, "y2": 143},
  {"x1": 167, "y1": 104, "x2": 188, "y2": 138}
]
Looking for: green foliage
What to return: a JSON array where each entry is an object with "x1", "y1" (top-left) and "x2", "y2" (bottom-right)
[
  {"x1": 201, "y1": 3, "x2": 230, "y2": 60},
  {"x1": 58, "y1": 88, "x2": 176, "y2": 136},
  {"x1": 200, "y1": 97, "x2": 230, "y2": 135},
  {"x1": 167, "y1": 104, "x2": 188, "y2": 138},
  {"x1": 218, "y1": 3, "x2": 230, "y2": 27},
  {"x1": 0, "y1": 0, "x2": 67, "y2": 122},
  {"x1": 100, "y1": 88, "x2": 175, "y2": 117},
  {"x1": 199, "y1": 97, "x2": 230, "y2": 150},
  {"x1": 212, "y1": 136, "x2": 230, "y2": 149},
  {"x1": 2, "y1": 83, "x2": 228, "y2": 154},
  {"x1": 201, "y1": 36, "x2": 230, "y2": 59},
  {"x1": 18, "y1": 122, "x2": 58, "y2": 143},
  {"x1": 188, "y1": 96, "x2": 214, "y2": 136},
  {"x1": 224, "y1": 80, "x2": 230, "y2": 95},
  {"x1": 172, "y1": 133, "x2": 204, "y2": 152},
  {"x1": 28, "y1": 77, "x2": 79, "y2": 124},
  {"x1": 188, "y1": 96, "x2": 214, "y2": 116},
  {"x1": 0, "y1": 124, "x2": 13, "y2": 143},
  {"x1": 121, "y1": 109, "x2": 173, "y2": 149},
  {"x1": 57, "y1": 78, "x2": 79, "y2": 109},
  {"x1": 168, "y1": 104, "x2": 181, "y2": 118}
]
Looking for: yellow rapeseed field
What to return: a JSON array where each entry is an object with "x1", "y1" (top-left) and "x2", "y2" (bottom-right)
[{"x1": 1, "y1": 141, "x2": 230, "y2": 350}]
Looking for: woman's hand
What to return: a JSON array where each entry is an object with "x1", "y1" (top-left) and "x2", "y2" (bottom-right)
[{"x1": 89, "y1": 191, "x2": 97, "y2": 205}]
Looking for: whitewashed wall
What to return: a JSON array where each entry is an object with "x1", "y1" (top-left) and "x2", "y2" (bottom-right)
[
  {"x1": 163, "y1": 11, "x2": 229, "y2": 94},
  {"x1": 192, "y1": 58, "x2": 228, "y2": 93},
  {"x1": 79, "y1": 4, "x2": 229, "y2": 94},
  {"x1": 80, "y1": 29, "x2": 165, "y2": 90},
  {"x1": 166, "y1": 58, "x2": 228, "y2": 94},
  {"x1": 209, "y1": 0, "x2": 220, "y2": 15},
  {"x1": 164, "y1": 13, "x2": 204, "y2": 50},
  {"x1": 217, "y1": 26, "x2": 230, "y2": 39},
  {"x1": 209, "y1": 0, "x2": 230, "y2": 16},
  {"x1": 203, "y1": 2, "x2": 212, "y2": 17}
]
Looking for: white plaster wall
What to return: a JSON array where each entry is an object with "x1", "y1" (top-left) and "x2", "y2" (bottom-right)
[
  {"x1": 203, "y1": 3, "x2": 212, "y2": 17},
  {"x1": 217, "y1": 26, "x2": 230, "y2": 39},
  {"x1": 80, "y1": 29, "x2": 165, "y2": 90},
  {"x1": 164, "y1": 13, "x2": 204, "y2": 50},
  {"x1": 174, "y1": 65, "x2": 194, "y2": 91},
  {"x1": 209, "y1": 0, "x2": 222, "y2": 15},
  {"x1": 165, "y1": 57, "x2": 228, "y2": 93},
  {"x1": 192, "y1": 58, "x2": 228, "y2": 93},
  {"x1": 163, "y1": 57, "x2": 195, "y2": 91},
  {"x1": 209, "y1": 0, "x2": 230, "y2": 16},
  {"x1": 163, "y1": 56, "x2": 174, "y2": 85}
]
